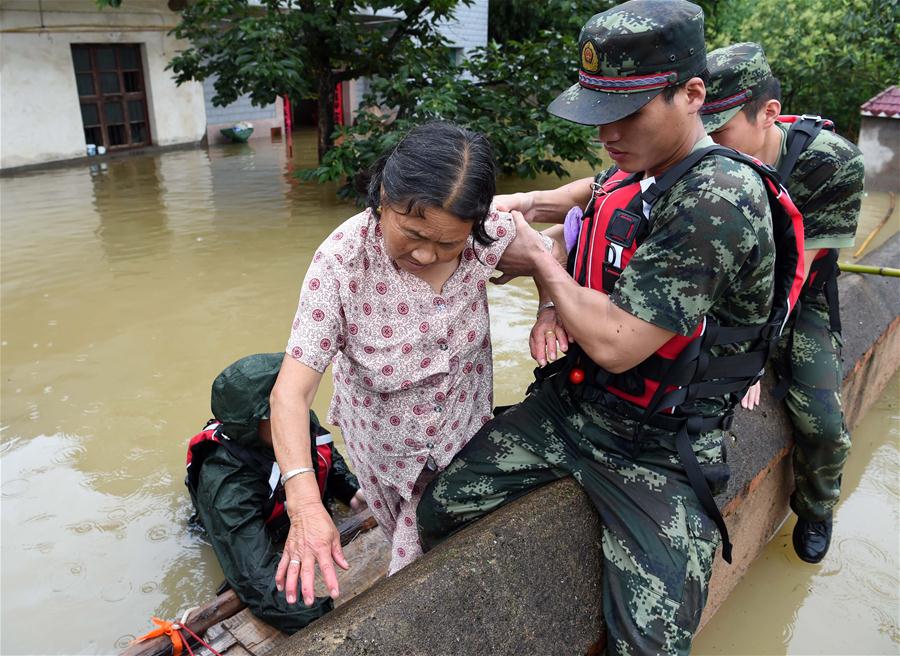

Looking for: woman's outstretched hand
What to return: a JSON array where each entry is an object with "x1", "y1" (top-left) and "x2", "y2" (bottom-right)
[{"x1": 275, "y1": 500, "x2": 349, "y2": 606}]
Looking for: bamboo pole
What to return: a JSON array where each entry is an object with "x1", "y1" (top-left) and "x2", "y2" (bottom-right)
[
  {"x1": 839, "y1": 263, "x2": 900, "y2": 277},
  {"x1": 853, "y1": 191, "x2": 896, "y2": 259}
]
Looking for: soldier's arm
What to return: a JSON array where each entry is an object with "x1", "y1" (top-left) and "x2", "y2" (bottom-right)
[
  {"x1": 494, "y1": 177, "x2": 594, "y2": 224},
  {"x1": 797, "y1": 152, "x2": 865, "y2": 254},
  {"x1": 530, "y1": 249, "x2": 675, "y2": 372},
  {"x1": 193, "y1": 453, "x2": 333, "y2": 633},
  {"x1": 494, "y1": 212, "x2": 673, "y2": 371}
]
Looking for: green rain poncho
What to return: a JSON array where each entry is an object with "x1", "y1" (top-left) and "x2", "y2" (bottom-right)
[{"x1": 186, "y1": 353, "x2": 358, "y2": 633}]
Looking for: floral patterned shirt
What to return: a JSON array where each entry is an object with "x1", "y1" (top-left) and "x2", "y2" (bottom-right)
[{"x1": 286, "y1": 207, "x2": 516, "y2": 500}]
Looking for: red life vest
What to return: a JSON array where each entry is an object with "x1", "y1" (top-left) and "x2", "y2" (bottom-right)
[
  {"x1": 564, "y1": 145, "x2": 805, "y2": 564},
  {"x1": 775, "y1": 114, "x2": 842, "y2": 332},
  {"x1": 571, "y1": 147, "x2": 805, "y2": 416},
  {"x1": 571, "y1": 170, "x2": 705, "y2": 410},
  {"x1": 185, "y1": 420, "x2": 333, "y2": 525}
]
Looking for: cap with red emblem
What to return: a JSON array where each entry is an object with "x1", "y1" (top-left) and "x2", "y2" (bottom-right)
[{"x1": 548, "y1": 0, "x2": 707, "y2": 126}]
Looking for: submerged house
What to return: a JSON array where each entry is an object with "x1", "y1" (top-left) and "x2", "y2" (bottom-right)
[
  {"x1": 0, "y1": 0, "x2": 207, "y2": 169},
  {"x1": 858, "y1": 86, "x2": 900, "y2": 193},
  {"x1": 0, "y1": 0, "x2": 488, "y2": 171}
]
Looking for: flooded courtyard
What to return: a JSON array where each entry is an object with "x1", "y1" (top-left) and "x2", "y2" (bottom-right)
[{"x1": 1, "y1": 133, "x2": 898, "y2": 654}]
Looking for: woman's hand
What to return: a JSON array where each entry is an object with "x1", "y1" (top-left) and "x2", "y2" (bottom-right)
[
  {"x1": 275, "y1": 498, "x2": 349, "y2": 606},
  {"x1": 530, "y1": 307, "x2": 573, "y2": 367},
  {"x1": 349, "y1": 489, "x2": 367, "y2": 513},
  {"x1": 740, "y1": 380, "x2": 762, "y2": 411},
  {"x1": 494, "y1": 192, "x2": 536, "y2": 222}
]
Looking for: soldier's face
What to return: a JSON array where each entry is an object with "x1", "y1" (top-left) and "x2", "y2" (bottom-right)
[
  {"x1": 710, "y1": 108, "x2": 767, "y2": 158},
  {"x1": 597, "y1": 90, "x2": 698, "y2": 176}
]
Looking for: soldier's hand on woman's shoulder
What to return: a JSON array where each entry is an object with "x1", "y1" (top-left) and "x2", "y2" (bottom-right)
[{"x1": 494, "y1": 192, "x2": 536, "y2": 222}]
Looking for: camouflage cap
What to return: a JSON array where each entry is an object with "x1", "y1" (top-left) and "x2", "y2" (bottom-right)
[
  {"x1": 210, "y1": 352, "x2": 324, "y2": 447},
  {"x1": 702, "y1": 42, "x2": 773, "y2": 132},
  {"x1": 548, "y1": 0, "x2": 707, "y2": 126}
]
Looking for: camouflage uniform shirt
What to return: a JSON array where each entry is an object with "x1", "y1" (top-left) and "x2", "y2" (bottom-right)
[
  {"x1": 775, "y1": 121, "x2": 864, "y2": 251},
  {"x1": 610, "y1": 136, "x2": 776, "y2": 417}
]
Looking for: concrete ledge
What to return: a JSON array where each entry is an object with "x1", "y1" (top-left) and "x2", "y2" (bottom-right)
[{"x1": 277, "y1": 235, "x2": 900, "y2": 656}]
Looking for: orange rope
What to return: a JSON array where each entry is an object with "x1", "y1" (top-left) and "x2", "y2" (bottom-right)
[
  {"x1": 131, "y1": 615, "x2": 224, "y2": 656},
  {"x1": 133, "y1": 617, "x2": 184, "y2": 656}
]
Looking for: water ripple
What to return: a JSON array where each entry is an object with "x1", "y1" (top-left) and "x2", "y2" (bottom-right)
[
  {"x1": 100, "y1": 578, "x2": 133, "y2": 603},
  {"x1": 114, "y1": 635, "x2": 136, "y2": 650},
  {"x1": 1, "y1": 478, "x2": 29, "y2": 498}
]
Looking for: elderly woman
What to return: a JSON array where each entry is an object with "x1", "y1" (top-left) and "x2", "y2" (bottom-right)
[{"x1": 270, "y1": 122, "x2": 550, "y2": 607}]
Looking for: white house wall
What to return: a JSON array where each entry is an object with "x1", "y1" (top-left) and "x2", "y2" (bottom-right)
[
  {"x1": 345, "y1": 0, "x2": 489, "y2": 124},
  {"x1": 440, "y1": 0, "x2": 488, "y2": 59},
  {"x1": 0, "y1": 0, "x2": 206, "y2": 170}
]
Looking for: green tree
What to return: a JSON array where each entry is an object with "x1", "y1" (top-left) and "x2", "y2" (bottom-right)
[
  {"x1": 308, "y1": 0, "x2": 611, "y2": 199},
  {"x1": 711, "y1": 0, "x2": 899, "y2": 139},
  {"x1": 99, "y1": 0, "x2": 470, "y2": 161}
]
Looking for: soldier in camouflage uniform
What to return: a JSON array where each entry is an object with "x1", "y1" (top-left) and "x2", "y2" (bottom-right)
[
  {"x1": 417, "y1": 2, "x2": 783, "y2": 653},
  {"x1": 702, "y1": 43, "x2": 864, "y2": 563}
]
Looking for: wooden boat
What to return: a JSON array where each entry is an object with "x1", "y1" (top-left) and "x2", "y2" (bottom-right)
[
  {"x1": 122, "y1": 511, "x2": 389, "y2": 656},
  {"x1": 220, "y1": 126, "x2": 254, "y2": 143}
]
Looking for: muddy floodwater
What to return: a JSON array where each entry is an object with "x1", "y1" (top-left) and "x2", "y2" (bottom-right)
[{"x1": 1, "y1": 133, "x2": 897, "y2": 654}]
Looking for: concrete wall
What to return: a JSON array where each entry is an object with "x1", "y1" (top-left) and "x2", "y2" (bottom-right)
[
  {"x1": 858, "y1": 116, "x2": 899, "y2": 193},
  {"x1": 274, "y1": 234, "x2": 900, "y2": 656},
  {"x1": 0, "y1": 0, "x2": 206, "y2": 170}
]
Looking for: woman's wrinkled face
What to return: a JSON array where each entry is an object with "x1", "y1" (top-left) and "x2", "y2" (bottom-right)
[{"x1": 379, "y1": 203, "x2": 473, "y2": 275}]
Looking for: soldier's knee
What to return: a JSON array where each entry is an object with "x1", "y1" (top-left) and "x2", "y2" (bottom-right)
[
  {"x1": 415, "y1": 478, "x2": 446, "y2": 553},
  {"x1": 820, "y1": 415, "x2": 847, "y2": 445}
]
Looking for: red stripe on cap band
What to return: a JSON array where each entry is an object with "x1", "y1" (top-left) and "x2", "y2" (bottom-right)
[
  {"x1": 578, "y1": 70, "x2": 676, "y2": 93},
  {"x1": 701, "y1": 89, "x2": 753, "y2": 114}
]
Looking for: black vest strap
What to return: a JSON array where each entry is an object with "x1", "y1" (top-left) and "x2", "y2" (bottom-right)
[
  {"x1": 675, "y1": 419, "x2": 733, "y2": 563},
  {"x1": 777, "y1": 116, "x2": 827, "y2": 182},
  {"x1": 804, "y1": 248, "x2": 842, "y2": 332},
  {"x1": 642, "y1": 145, "x2": 723, "y2": 207}
]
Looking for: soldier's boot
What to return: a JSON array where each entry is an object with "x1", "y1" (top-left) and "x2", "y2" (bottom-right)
[{"x1": 792, "y1": 514, "x2": 833, "y2": 563}]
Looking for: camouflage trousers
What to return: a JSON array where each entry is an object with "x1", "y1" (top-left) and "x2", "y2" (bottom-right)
[
  {"x1": 417, "y1": 371, "x2": 725, "y2": 656},
  {"x1": 776, "y1": 295, "x2": 851, "y2": 522}
]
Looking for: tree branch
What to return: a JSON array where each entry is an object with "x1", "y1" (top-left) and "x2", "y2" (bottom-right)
[{"x1": 339, "y1": 0, "x2": 434, "y2": 81}]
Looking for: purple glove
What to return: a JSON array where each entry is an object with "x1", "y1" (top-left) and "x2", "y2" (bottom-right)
[{"x1": 563, "y1": 206, "x2": 583, "y2": 253}]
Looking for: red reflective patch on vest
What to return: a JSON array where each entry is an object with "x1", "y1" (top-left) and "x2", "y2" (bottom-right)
[{"x1": 573, "y1": 173, "x2": 705, "y2": 410}]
